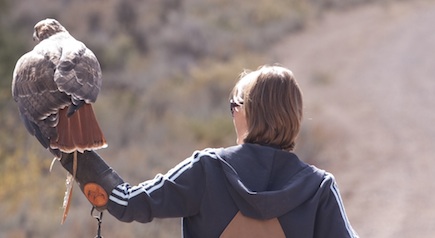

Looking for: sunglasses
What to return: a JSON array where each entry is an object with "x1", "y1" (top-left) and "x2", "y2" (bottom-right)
[{"x1": 230, "y1": 99, "x2": 243, "y2": 116}]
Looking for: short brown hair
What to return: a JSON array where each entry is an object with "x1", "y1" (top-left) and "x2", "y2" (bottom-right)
[{"x1": 230, "y1": 65, "x2": 303, "y2": 151}]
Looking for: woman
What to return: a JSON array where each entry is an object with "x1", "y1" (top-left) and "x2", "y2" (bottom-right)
[{"x1": 61, "y1": 65, "x2": 359, "y2": 237}]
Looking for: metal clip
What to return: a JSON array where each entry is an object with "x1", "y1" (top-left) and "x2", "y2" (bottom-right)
[{"x1": 91, "y1": 207, "x2": 104, "y2": 238}]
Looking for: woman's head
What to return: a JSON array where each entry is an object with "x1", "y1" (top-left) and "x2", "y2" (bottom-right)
[{"x1": 230, "y1": 65, "x2": 303, "y2": 151}]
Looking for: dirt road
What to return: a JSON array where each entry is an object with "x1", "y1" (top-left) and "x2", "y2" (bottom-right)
[{"x1": 272, "y1": 1, "x2": 435, "y2": 237}]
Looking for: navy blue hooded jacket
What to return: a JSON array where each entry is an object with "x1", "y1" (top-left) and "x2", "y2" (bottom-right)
[{"x1": 107, "y1": 143, "x2": 358, "y2": 237}]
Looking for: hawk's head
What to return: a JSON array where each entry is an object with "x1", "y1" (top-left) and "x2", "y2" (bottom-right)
[{"x1": 33, "y1": 18, "x2": 67, "y2": 42}]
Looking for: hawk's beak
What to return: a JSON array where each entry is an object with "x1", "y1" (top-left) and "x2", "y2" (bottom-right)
[{"x1": 33, "y1": 31, "x2": 39, "y2": 41}]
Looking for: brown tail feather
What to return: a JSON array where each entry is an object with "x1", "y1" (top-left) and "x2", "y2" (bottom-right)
[{"x1": 51, "y1": 103, "x2": 107, "y2": 153}]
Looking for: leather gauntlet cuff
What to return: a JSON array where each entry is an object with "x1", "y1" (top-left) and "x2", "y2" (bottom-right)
[{"x1": 60, "y1": 151, "x2": 124, "y2": 210}]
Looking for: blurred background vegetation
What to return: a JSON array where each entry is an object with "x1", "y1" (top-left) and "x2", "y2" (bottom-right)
[{"x1": 0, "y1": 0, "x2": 392, "y2": 237}]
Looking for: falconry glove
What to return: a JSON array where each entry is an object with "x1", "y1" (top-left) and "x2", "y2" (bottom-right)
[{"x1": 60, "y1": 151, "x2": 124, "y2": 210}]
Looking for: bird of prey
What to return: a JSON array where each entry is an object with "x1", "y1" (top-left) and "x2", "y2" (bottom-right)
[{"x1": 12, "y1": 18, "x2": 107, "y2": 223}]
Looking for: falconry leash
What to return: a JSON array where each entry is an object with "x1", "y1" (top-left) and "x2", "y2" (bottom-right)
[{"x1": 91, "y1": 207, "x2": 104, "y2": 238}]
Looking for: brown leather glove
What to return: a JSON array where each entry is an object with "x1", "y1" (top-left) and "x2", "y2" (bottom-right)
[{"x1": 60, "y1": 151, "x2": 124, "y2": 210}]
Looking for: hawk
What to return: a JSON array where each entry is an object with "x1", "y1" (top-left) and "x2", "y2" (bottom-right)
[{"x1": 12, "y1": 18, "x2": 107, "y2": 223}]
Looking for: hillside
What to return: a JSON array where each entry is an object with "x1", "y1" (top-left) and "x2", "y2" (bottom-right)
[{"x1": 1, "y1": 0, "x2": 434, "y2": 237}]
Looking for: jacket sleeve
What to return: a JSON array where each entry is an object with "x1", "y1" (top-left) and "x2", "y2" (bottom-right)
[
  {"x1": 107, "y1": 150, "x2": 207, "y2": 223},
  {"x1": 314, "y1": 173, "x2": 359, "y2": 238}
]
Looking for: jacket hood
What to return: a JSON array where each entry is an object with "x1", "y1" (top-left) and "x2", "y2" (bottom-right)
[{"x1": 218, "y1": 143, "x2": 325, "y2": 220}]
